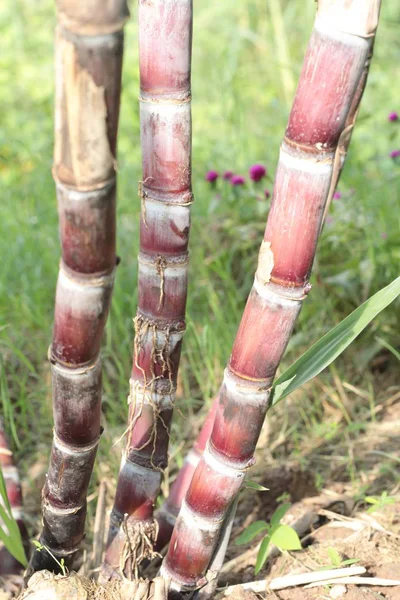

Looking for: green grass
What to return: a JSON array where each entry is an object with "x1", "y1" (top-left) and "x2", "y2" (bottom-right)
[{"x1": 0, "y1": 0, "x2": 399, "y2": 540}]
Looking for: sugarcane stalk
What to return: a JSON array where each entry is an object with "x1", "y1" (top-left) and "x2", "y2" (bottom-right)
[
  {"x1": 155, "y1": 397, "x2": 218, "y2": 552},
  {"x1": 102, "y1": 0, "x2": 193, "y2": 580},
  {"x1": 0, "y1": 420, "x2": 28, "y2": 575},
  {"x1": 161, "y1": 0, "x2": 382, "y2": 590},
  {"x1": 323, "y1": 39, "x2": 376, "y2": 222},
  {"x1": 30, "y1": 0, "x2": 128, "y2": 572}
]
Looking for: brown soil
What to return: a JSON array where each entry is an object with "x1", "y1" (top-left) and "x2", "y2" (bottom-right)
[{"x1": 216, "y1": 390, "x2": 400, "y2": 600}]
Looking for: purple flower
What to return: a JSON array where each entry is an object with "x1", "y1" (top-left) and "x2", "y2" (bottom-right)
[
  {"x1": 231, "y1": 175, "x2": 245, "y2": 186},
  {"x1": 333, "y1": 191, "x2": 342, "y2": 200},
  {"x1": 264, "y1": 190, "x2": 271, "y2": 199},
  {"x1": 249, "y1": 164, "x2": 267, "y2": 182},
  {"x1": 206, "y1": 170, "x2": 219, "y2": 183},
  {"x1": 388, "y1": 112, "x2": 399, "y2": 122},
  {"x1": 223, "y1": 171, "x2": 234, "y2": 180},
  {"x1": 381, "y1": 232, "x2": 388, "y2": 240},
  {"x1": 390, "y1": 150, "x2": 400, "y2": 159}
]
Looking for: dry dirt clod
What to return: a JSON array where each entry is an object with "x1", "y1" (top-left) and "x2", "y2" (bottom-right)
[
  {"x1": 17, "y1": 571, "x2": 168, "y2": 600},
  {"x1": 330, "y1": 585, "x2": 347, "y2": 599}
]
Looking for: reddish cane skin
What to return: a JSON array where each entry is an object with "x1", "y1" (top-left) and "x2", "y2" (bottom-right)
[
  {"x1": 0, "y1": 422, "x2": 27, "y2": 575},
  {"x1": 165, "y1": 519, "x2": 217, "y2": 585},
  {"x1": 138, "y1": 268, "x2": 188, "y2": 320},
  {"x1": 113, "y1": 469, "x2": 161, "y2": 521},
  {"x1": 155, "y1": 398, "x2": 218, "y2": 550},
  {"x1": 141, "y1": 111, "x2": 192, "y2": 194},
  {"x1": 52, "y1": 285, "x2": 113, "y2": 365},
  {"x1": 165, "y1": 403, "x2": 218, "y2": 510},
  {"x1": 140, "y1": 210, "x2": 190, "y2": 257},
  {"x1": 265, "y1": 157, "x2": 331, "y2": 285},
  {"x1": 106, "y1": 1, "x2": 193, "y2": 572},
  {"x1": 131, "y1": 336, "x2": 183, "y2": 385},
  {"x1": 194, "y1": 397, "x2": 219, "y2": 452},
  {"x1": 185, "y1": 457, "x2": 243, "y2": 519},
  {"x1": 57, "y1": 182, "x2": 116, "y2": 274},
  {"x1": 155, "y1": 514, "x2": 174, "y2": 552},
  {"x1": 127, "y1": 405, "x2": 173, "y2": 469},
  {"x1": 165, "y1": 22, "x2": 374, "y2": 585},
  {"x1": 287, "y1": 30, "x2": 368, "y2": 148},
  {"x1": 139, "y1": 1, "x2": 192, "y2": 96},
  {"x1": 52, "y1": 365, "x2": 102, "y2": 445},
  {"x1": 211, "y1": 386, "x2": 267, "y2": 463},
  {"x1": 0, "y1": 429, "x2": 13, "y2": 468},
  {"x1": 229, "y1": 288, "x2": 301, "y2": 380},
  {"x1": 3, "y1": 479, "x2": 22, "y2": 508},
  {"x1": 165, "y1": 462, "x2": 196, "y2": 517}
]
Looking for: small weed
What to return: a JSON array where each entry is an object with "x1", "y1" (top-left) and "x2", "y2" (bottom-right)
[
  {"x1": 32, "y1": 540, "x2": 68, "y2": 576},
  {"x1": 325, "y1": 547, "x2": 360, "y2": 569},
  {"x1": 365, "y1": 490, "x2": 396, "y2": 513},
  {"x1": 235, "y1": 504, "x2": 302, "y2": 575}
]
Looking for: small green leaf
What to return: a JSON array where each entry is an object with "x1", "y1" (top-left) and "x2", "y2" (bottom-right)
[
  {"x1": 32, "y1": 540, "x2": 43, "y2": 550},
  {"x1": 341, "y1": 558, "x2": 360, "y2": 566},
  {"x1": 270, "y1": 503, "x2": 291, "y2": 527},
  {"x1": 235, "y1": 521, "x2": 269, "y2": 545},
  {"x1": 327, "y1": 547, "x2": 341, "y2": 567},
  {"x1": 246, "y1": 480, "x2": 269, "y2": 492},
  {"x1": 269, "y1": 524, "x2": 302, "y2": 551},
  {"x1": 255, "y1": 535, "x2": 271, "y2": 575},
  {"x1": 365, "y1": 496, "x2": 379, "y2": 505},
  {"x1": 271, "y1": 278, "x2": 400, "y2": 406}
]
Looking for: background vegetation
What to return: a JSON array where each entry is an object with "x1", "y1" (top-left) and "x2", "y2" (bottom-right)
[{"x1": 0, "y1": 0, "x2": 399, "y2": 541}]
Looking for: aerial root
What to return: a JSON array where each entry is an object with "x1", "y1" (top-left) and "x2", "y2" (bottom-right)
[{"x1": 119, "y1": 518, "x2": 160, "y2": 581}]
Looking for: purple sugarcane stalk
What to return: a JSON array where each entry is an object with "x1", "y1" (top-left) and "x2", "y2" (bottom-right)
[
  {"x1": 30, "y1": 0, "x2": 128, "y2": 572},
  {"x1": 161, "y1": 0, "x2": 382, "y2": 590},
  {"x1": 155, "y1": 398, "x2": 219, "y2": 552},
  {"x1": 102, "y1": 0, "x2": 193, "y2": 580}
]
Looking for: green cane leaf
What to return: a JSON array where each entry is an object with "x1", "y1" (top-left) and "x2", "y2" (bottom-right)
[
  {"x1": 235, "y1": 521, "x2": 269, "y2": 545},
  {"x1": 0, "y1": 466, "x2": 28, "y2": 566},
  {"x1": 270, "y1": 503, "x2": 291, "y2": 527},
  {"x1": 271, "y1": 277, "x2": 400, "y2": 406},
  {"x1": 255, "y1": 535, "x2": 271, "y2": 575},
  {"x1": 0, "y1": 522, "x2": 27, "y2": 566},
  {"x1": 375, "y1": 336, "x2": 400, "y2": 361},
  {"x1": 0, "y1": 466, "x2": 12, "y2": 514},
  {"x1": 269, "y1": 524, "x2": 302, "y2": 551},
  {"x1": 245, "y1": 480, "x2": 269, "y2": 492}
]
